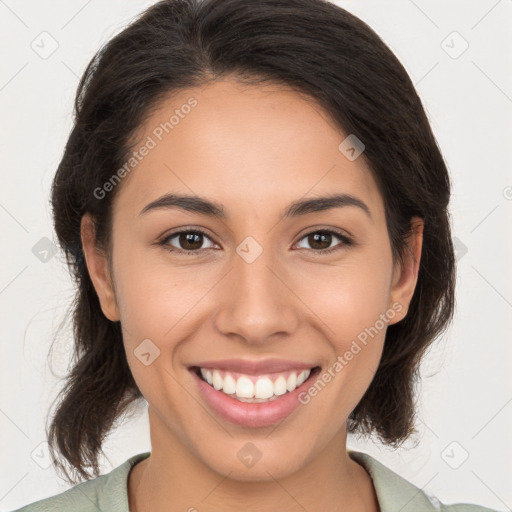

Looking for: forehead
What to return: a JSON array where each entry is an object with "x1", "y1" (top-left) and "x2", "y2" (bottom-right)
[{"x1": 113, "y1": 79, "x2": 384, "y2": 222}]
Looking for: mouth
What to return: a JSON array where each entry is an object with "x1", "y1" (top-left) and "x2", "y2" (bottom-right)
[
  {"x1": 190, "y1": 365, "x2": 320, "y2": 403},
  {"x1": 188, "y1": 362, "x2": 321, "y2": 428}
]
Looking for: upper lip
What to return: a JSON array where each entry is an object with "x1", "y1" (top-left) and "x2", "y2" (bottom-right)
[{"x1": 190, "y1": 358, "x2": 318, "y2": 375}]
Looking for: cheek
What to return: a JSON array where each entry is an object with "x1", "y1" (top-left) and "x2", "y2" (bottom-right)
[
  {"x1": 112, "y1": 246, "x2": 206, "y2": 340},
  {"x1": 295, "y1": 265, "x2": 390, "y2": 431},
  {"x1": 295, "y1": 252, "x2": 393, "y2": 340},
  {"x1": 292, "y1": 250, "x2": 392, "y2": 395}
]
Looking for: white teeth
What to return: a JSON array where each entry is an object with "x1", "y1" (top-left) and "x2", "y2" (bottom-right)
[
  {"x1": 274, "y1": 376, "x2": 287, "y2": 396},
  {"x1": 198, "y1": 367, "x2": 312, "y2": 401},
  {"x1": 286, "y1": 372, "x2": 297, "y2": 392},
  {"x1": 254, "y1": 377, "x2": 274, "y2": 399},
  {"x1": 212, "y1": 370, "x2": 223, "y2": 390},
  {"x1": 222, "y1": 374, "x2": 236, "y2": 394},
  {"x1": 236, "y1": 376, "x2": 254, "y2": 398},
  {"x1": 297, "y1": 370, "x2": 309, "y2": 386}
]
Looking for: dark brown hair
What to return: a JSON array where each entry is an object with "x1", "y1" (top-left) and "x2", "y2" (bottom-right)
[{"x1": 47, "y1": 0, "x2": 455, "y2": 484}]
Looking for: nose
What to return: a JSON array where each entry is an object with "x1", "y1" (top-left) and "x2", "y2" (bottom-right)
[{"x1": 212, "y1": 244, "x2": 300, "y2": 345}]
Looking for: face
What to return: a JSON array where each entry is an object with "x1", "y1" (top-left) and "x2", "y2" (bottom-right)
[{"x1": 82, "y1": 78, "x2": 422, "y2": 481}]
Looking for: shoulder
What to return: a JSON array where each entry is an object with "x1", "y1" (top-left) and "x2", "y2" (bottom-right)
[
  {"x1": 348, "y1": 450, "x2": 501, "y2": 512},
  {"x1": 9, "y1": 452, "x2": 151, "y2": 512}
]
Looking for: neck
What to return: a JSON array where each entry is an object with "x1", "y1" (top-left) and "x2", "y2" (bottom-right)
[{"x1": 128, "y1": 410, "x2": 379, "y2": 512}]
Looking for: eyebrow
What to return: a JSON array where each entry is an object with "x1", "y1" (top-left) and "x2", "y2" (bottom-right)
[{"x1": 139, "y1": 192, "x2": 372, "y2": 221}]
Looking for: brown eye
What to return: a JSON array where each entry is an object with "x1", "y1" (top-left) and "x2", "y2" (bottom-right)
[
  {"x1": 295, "y1": 229, "x2": 352, "y2": 254},
  {"x1": 159, "y1": 229, "x2": 216, "y2": 254}
]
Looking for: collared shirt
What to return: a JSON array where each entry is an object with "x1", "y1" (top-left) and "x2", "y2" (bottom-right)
[{"x1": 11, "y1": 450, "x2": 499, "y2": 511}]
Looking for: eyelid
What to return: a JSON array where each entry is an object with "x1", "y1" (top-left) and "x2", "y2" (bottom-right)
[{"x1": 294, "y1": 225, "x2": 353, "y2": 242}]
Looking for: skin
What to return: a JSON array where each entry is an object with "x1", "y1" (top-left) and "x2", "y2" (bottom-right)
[{"x1": 81, "y1": 78, "x2": 423, "y2": 511}]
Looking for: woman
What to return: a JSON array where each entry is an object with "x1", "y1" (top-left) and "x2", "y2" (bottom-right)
[{"x1": 12, "y1": 0, "x2": 500, "y2": 510}]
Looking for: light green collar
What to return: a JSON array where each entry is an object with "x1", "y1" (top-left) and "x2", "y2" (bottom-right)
[{"x1": 348, "y1": 449, "x2": 442, "y2": 511}]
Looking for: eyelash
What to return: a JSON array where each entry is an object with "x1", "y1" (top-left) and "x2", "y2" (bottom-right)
[{"x1": 157, "y1": 227, "x2": 353, "y2": 256}]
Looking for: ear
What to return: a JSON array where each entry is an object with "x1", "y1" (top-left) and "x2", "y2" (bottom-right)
[
  {"x1": 387, "y1": 216, "x2": 424, "y2": 325},
  {"x1": 80, "y1": 213, "x2": 120, "y2": 322}
]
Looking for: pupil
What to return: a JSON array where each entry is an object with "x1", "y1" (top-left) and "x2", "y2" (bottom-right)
[
  {"x1": 181, "y1": 232, "x2": 202, "y2": 250},
  {"x1": 311, "y1": 232, "x2": 330, "y2": 249}
]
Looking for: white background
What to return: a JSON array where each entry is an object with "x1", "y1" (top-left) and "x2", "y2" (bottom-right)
[{"x1": 1, "y1": 0, "x2": 511, "y2": 510}]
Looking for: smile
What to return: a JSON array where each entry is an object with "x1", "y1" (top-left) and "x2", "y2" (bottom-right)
[
  {"x1": 197, "y1": 367, "x2": 313, "y2": 402},
  {"x1": 188, "y1": 361, "x2": 321, "y2": 428}
]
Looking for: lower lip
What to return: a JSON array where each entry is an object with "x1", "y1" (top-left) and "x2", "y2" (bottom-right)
[{"x1": 190, "y1": 368, "x2": 319, "y2": 428}]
